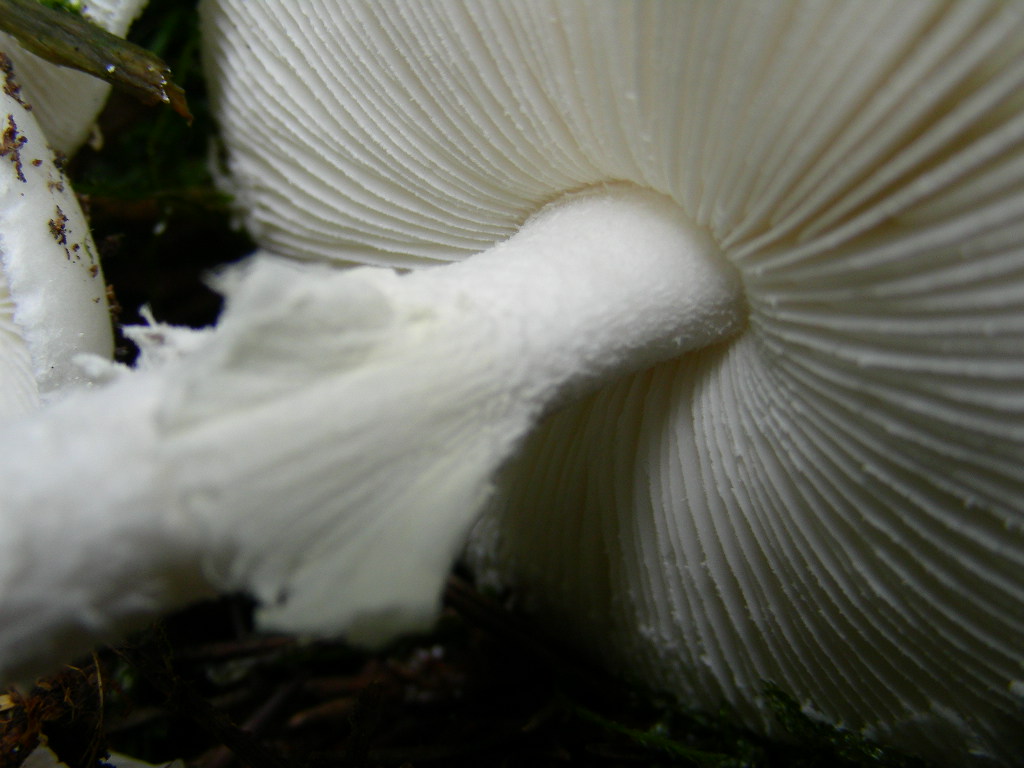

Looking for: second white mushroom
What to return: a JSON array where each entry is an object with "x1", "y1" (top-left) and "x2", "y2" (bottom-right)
[{"x1": 0, "y1": 59, "x2": 112, "y2": 418}]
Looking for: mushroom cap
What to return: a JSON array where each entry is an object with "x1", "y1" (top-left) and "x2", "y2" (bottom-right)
[
  {"x1": 0, "y1": 0, "x2": 150, "y2": 155},
  {"x1": 201, "y1": 1, "x2": 1024, "y2": 764},
  {"x1": 1, "y1": 69, "x2": 113, "y2": 417}
]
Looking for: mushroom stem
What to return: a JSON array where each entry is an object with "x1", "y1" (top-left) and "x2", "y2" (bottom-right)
[
  {"x1": 0, "y1": 185, "x2": 743, "y2": 682},
  {"x1": 1, "y1": 77, "x2": 113, "y2": 418},
  {"x1": 416, "y1": 184, "x2": 744, "y2": 413}
]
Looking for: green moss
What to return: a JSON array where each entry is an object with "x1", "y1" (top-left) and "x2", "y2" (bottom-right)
[
  {"x1": 71, "y1": 1, "x2": 212, "y2": 203},
  {"x1": 34, "y1": 0, "x2": 83, "y2": 15},
  {"x1": 761, "y1": 682, "x2": 932, "y2": 768},
  {"x1": 572, "y1": 702, "x2": 733, "y2": 765},
  {"x1": 555, "y1": 681, "x2": 939, "y2": 767}
]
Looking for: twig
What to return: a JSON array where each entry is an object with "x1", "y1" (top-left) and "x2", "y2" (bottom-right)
[
  {"x1": 116, "y1": 639, "x2": 291, "y2": 768},
  {"x1": 201, "y1": 677, "x2": 305, "y2": 768},
  {"x1": 0, "y1": 0, "x2": 191, "y2": 120}
]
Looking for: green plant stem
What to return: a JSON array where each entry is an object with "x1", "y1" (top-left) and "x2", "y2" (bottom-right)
[{"x1": 0, "y1": 0, "x2": 190, "y2": 120}]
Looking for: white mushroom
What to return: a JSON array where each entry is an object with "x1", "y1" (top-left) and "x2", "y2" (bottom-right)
[
  {"x1": 0, "y1": 63, "x2": 112, "y2": 417},
  {"x1": 0, "y1": 2, "x2": 1022, "y2": 766},
  {"x1": 202, "y1": 1, "x2": 1024, "y2": 762}
]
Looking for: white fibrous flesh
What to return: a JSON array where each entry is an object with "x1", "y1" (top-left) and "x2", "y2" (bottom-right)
[
  {"x1": 199, "y1": 1, "x2": 1024, "y2": 764},
  {"x1": 0, "y1": 187, "x2": 742, "y2": 683},
  {"x1": 0, "y1": 74, "x2": 112, "y2": 418}
]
